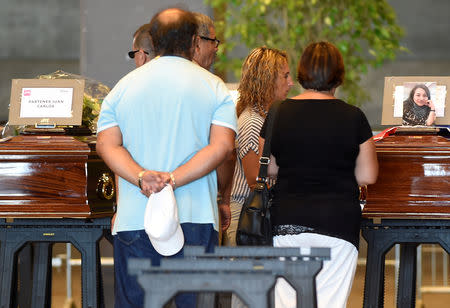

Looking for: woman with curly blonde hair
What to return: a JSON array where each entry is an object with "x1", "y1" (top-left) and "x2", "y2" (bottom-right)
[
  {"x1": 236, "y1": 47, "x2": 292, "y2": 118},
  {"x1": 223, "y1": 47, "x2": 293, "y2": 247}
]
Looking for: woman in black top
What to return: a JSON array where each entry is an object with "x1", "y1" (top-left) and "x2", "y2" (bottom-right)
[
  {"x1": 261, "y1": 42, "x2": 378, "y2": 308},
  {"x1": 402, "y1": 84, "x2": 436, "y2": 126}
]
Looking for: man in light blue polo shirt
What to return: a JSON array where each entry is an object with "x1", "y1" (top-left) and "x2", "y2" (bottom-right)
[{"x1": 96, "y1": 8, "x2": 236, "y2": 308}]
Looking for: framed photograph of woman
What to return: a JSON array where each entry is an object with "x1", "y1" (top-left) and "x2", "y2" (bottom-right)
[{"x1": 381, "y1": 76, "x2": 450, "y2": 126}]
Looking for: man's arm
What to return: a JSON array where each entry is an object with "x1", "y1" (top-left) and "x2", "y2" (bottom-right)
[
  {"x1": 216, "y1": 149, "x2": 236, "y2": 231},
  {"x1": 96, "y1": 126, "x2": 168, "y2": 196},
  {"x1": 98, "y1": 124, "x2": 235, "y2": 196},
  {"x1": 170, "y1": 124, "x2": 235, "y2": 188}
]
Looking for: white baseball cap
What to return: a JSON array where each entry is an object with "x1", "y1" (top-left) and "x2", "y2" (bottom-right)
[{"x1": 144, "y1": 184, "x2": 184, "y2": 256}]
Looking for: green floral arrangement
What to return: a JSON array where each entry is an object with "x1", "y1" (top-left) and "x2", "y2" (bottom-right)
[{"x1": 82, "y1": 95, "x2": 102, "y2": 131}]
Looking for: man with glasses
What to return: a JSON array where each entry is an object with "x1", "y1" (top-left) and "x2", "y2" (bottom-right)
[
  {"x1": 193, "y1": 11, "x2": 234, "y2": 234},
  {"x1": 128, "y1": 23, "x2": 155, "y2": 67},
  {"x1": 193, "y1": 12, "x2": 220, "y2": 70},
  {"x1": 110, "y1": 23, "x2": 156, "y2": 233},
  {"x1": 192, "y1": 12, "x2": 236, "y2": 308}
]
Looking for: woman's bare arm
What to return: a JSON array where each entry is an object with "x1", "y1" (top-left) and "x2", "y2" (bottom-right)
[{"x1": 354, "y1": 138, "x2": 379, "y2": 185}]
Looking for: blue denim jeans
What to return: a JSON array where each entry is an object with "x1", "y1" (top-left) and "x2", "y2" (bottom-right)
[{"x1": 114, "y1": 223, "x2": 218, "y2": 308}]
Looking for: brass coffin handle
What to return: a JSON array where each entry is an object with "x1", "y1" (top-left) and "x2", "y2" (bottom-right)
[{"x1": 97, "y1": 173, "x2": 115, "y2": 200}]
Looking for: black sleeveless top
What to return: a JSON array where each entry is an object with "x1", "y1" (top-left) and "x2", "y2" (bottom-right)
[{"x1": 260, "y1": 99, "x2": 373, "y2": 248}]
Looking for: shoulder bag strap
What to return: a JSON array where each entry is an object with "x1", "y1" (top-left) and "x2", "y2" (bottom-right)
[{"x1": 257, "y1": 100, "x2": 281, "y2": 181}]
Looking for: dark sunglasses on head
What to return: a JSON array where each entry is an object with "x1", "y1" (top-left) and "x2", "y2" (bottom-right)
[
  {"x1": 128, "y1": 50, "x2": 149, "y2": 59},
  {"x1": 199, "y1": 36, "x2": 220, "y2": 48}
]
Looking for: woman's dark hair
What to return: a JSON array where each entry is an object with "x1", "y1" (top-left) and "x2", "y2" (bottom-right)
[
  {"x1": 149, "y1": 8, "x2": 198, "y2": 58},
  {"x1": 409, "y1": 84, "x2": 430, "y2": 101},
  {"x1": 297, "y1": 41, "x2": 344, "y2": 91}
]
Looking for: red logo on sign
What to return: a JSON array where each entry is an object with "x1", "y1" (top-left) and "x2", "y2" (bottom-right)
[{"x1": 23, "y1": 89, "x2": 31, "y2": 96}]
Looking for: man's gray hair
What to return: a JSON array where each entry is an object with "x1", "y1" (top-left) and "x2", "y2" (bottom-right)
[{"x1": 193, "y1": 12, "x2": 214, "y2": 37}]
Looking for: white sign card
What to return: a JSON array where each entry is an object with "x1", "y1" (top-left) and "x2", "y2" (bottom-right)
[
  {"x1": 20, "y1": 87, "x2": 74, "y2": 118},
  {"x1": 8, "y1": 79, "x2": 85, "y2": 126}
]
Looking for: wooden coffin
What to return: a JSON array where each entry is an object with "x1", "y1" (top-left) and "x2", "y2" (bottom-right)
[
  {"x1": 0, "y1": 135, "x2": 115, "y2": 217},
  {"x1": 363, "y1": 133, "x2": 450, "y2": 219}
]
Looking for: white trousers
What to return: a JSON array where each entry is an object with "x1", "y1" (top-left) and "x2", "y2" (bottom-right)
[{"x1": 273, "y1": 233, "x2": 358, "y2": 308}]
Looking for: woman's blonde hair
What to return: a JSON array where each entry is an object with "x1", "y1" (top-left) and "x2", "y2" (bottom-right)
[{"x1": 236, "y1": 47, "x2": 288, "y2": 117}]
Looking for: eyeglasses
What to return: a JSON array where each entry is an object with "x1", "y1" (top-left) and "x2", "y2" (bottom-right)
[
  {"x1": 199, "y1": 36, "x2": 220, "y2": 48},
  {"x1": 128, "y1": 50, "x2": 149, "y2": 59}
]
